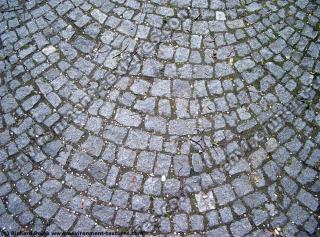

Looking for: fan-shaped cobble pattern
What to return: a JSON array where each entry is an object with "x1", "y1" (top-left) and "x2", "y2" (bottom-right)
[{"x1": 0, "y1": 0, "x2": 319, "y2": 236}]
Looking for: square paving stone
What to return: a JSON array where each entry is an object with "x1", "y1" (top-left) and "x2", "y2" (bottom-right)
[
  {"x1": 88, "y1": 183, "x2": 113, "y2": 202},
  {"x1": 81, "y1": 135, "x2": 104, "y2": 157},
  {"x1": 111, "y1": 190, "x2": 129, "y2": 208},
  {"x1": 40, "y1": 180, "x2": 62, "y2": 197},
  {"x1": 158, "y1": 44, "x2": 174, "y2": 60},
  {"x1": 231, "y1": 174, "x2": 254, "y2": 197},
  {"x1": 206, "y1": 226, "x2": 230, "y2": 237},
  {"x1": 213, "y1": 184, "x2": 236, "y2": 205},
  {"x1": 230, "y1": 218, "x2": 252, "y2": 237},
  {"x1": 143, "y1": 177, "x2": 161, "y2": 195},
  {"x1": 7, "y1": 194, "x2": 26, "y2": 215},
  {"x1": 173, "y1": 155, "x2": 191, "y2": 176},
  {"x1": 243, "y1": 192, "x2": 268, "y2": 208},
  {"x1": 132, "y1": 194, "x2": 151, "y2": 211},
  {"x1": 73, "y1": 215, "x2": 95, "y2": 232},
  {"x1": 154, "y1": 153, "x2": 171, "y2": 176},
  {"x1": 70, "y1": 152, "x2": 93, "y2": 171},
  {"x1": 92, "y1": 205, "x2": 115, "y2": 224},
  {"x1": 74, "y1": 36, "x2": 95, "y2": 53},
  {"x1": 252, "y1": 208, "x2": 268, "y2": 226},
  {"x1": 142, "y1": 59, "x2": 163, "y2": 77},
  {"x1": 125, "y1": 129, "x2": 150, "y2": 149},
  {"x1": 115, "y1": 108, "x2": 142, "y2": 127},
  {"x1": 195, "y1": 191, "x2": 215, "y2": 212},
  {"x1": 89, "y1": 160, "x2": 109, "y2": 180},
  {"x1": 173, "y1": 214, "x2": 188, "y2": 232},
  {"x1": 206, "y1": 210, "x2": 219, "y2": 227},
  {"x1": 103, "y1": 125, "x2": 128, "y2": 145},
  {"x1": 114, "y1": 209, "x2": 133, "y2": 227},
  {"x1": 163, "y1": 179, "x2": 180, "y2": 195},
  {"x1": 190, "y1": 215, "x2": 204, "y2": 231},
  {"x1": 54, "y1": 208, "x2": 76, "y2": 231},
  {"x1": 219, "y1": 206, "x2": 233, "y2": 223},
  {"x1": 119, "y1": 172, "x2": 143, "y2": 192},
  {"x1": 287, "y1": 203, "x2": 309, "y2": 225},
  {"x1": 117, "y1": 147, "x2": 136, "y2": 167},
  {"x1": 136, "y1": 151, "x2": 156, "y2": 173},
  {"x1": 151, "y1": 79, "x2": 171, "y2": 97},
  {"x1": 297, "y1": 189, "x2": 318, "y2": 211},
  {"x1": 34, "y1": 199, "x2": 59, "y2": 220},
  {"x1": 172, "y1": 80, "x2": 191, "y2": 98}
]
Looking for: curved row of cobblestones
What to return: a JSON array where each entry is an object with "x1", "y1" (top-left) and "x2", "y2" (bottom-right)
[{"x1": 0, "y1": 0, "x2": 319, "y2": 236}]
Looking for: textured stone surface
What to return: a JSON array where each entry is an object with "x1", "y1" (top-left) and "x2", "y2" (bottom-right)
[{"x1": 0, "y1": 0, "x2": 319, "y2": 235}]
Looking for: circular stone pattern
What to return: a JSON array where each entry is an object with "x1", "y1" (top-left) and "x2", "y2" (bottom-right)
[{"x1": 0, "y1": 0, "x2": 319, "y2": 236}]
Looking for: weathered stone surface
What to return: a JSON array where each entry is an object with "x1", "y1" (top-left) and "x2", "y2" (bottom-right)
[{"x1": 1, "y1": 1, "x2": 318, "y2": 235}]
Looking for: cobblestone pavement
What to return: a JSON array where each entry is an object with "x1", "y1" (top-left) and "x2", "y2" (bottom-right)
[{"x1": 0, "y1": 0, "x2": 320, "y2": 236}]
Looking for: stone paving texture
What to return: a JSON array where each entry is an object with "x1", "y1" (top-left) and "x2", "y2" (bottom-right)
[{"x1": 0, "y1": 0, "x2": 319, "y2": 236}]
